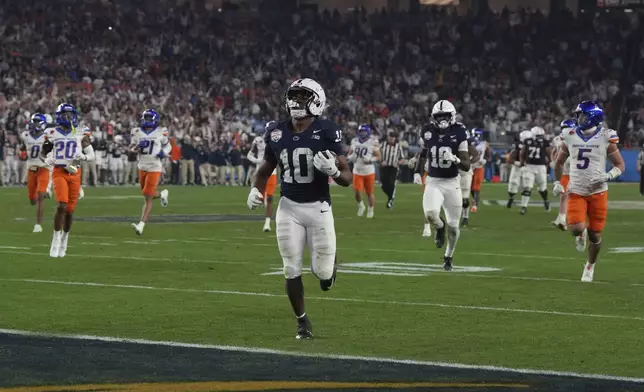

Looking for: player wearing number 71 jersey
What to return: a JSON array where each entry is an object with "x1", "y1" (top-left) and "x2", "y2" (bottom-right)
[
  {"x1": 553, "y1": 101, "x2": 625, "y2": 282},
  {"x1": 20, "y1": 113, "x2": 49, "y2": 233},
  {"x1": 129, "y1": 109, "x2": 171, "y2": 236},
  {"x1": 41, "y1": 103, "x2": 95, "y2": 258},
  {"x1": 247, "y1": 78, "x2": 352, "y2": 340},
  {"x1": 415, "y1": 100, "x2": 471, "y2": 272}
]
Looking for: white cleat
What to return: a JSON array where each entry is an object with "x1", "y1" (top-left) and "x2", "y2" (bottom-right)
[
  {"x1": 263, "y1": 224, "x2": 271, "y2": 232},
  {"x1": 366, "y1": 207, "x2": 374, "y2": 219},
  {"x1": 357, "y1": 203, "x2": 366, "y2": 217},
  {"x1": 57, "y1": 234, "x2": 69, "y2": 258},
  {"x1": 33, "y1": 224, "x2": 43, "y2": 233},
  {"x1": 422, "y1": 226, "x2": 432, "y2": 237},
  {"x1": 131, "y1": 223, "x2": 143, "y2": 236},
  {"x1": 49, "y1": 233, "x2": 61, "y2": 258},
  {"x1": 575, "y1": 229, "x2": 588, "y2": 252},
  {"x1": 160, "y1": 189, "x2": 169, "y2": 207},
  {"x1": 581, "y1": 261, "x2": 595, "y2": 282},
  {"x1": 79, "y1": 188, "x2": 85, "y2": 200}
]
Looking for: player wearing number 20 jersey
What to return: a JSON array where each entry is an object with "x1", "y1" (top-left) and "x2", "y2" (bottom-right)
[
  {"x1": 416, "y1": 100, "x2": 471, "y2": 271},
  {"x1": 129, "y1": 109, "x2": 171, "y2": 236},
  {"x1": 20, "y1": 113, "x2": 49, "y2": 233},
  {"x1": 247, "y1": 78, "x2": 352, "y2": 340}
]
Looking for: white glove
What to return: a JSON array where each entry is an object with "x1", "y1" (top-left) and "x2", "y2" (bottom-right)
[
  {"x1": 313, "y1": 150, "x2": 340, "y2": 178},
  {"x1": 413, "y1": 173, "x2": 423, "y2": 185},
  {"x1": 590, "y1": 173, "x2": 610, "y2": 187},
  {"x1": 247, "y1": 187, "x2": 264, "y2": 210},
  {"x1": 408, "y1": 156, "x2": 418, "y2": 167},
  {"x1": 348, "y1": 153, "x2": 357, "y2": 162},
  {"x1": 442, "y1": 149, "x2": 461, "y2": 164},
  {"x1": 73, "y1": 151, "x2": 87, "y2": 161},
  {"x1": 552, "y1": 181, "x2": 565, "y2": 196},
  {"x1": 478, "y1": 159, "x2": 487, "y2": 166},
  {"x1": 513, "y1": 161, "x2": 522, "y2": 167},
  {"x1": 43, "y1": 156, "x2": 56, "y2": 167}
]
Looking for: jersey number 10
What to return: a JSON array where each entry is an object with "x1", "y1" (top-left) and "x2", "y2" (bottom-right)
[{"x1": 280, "y1": 148, "x2": 314, "y2": 184}]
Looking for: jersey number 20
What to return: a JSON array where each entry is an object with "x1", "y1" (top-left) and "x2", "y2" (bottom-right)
[
  {"x1": 280, "y1": 148, "x2": 314, "y2": 184},
  {"x1": 430, "y1": 146, "x2": 453, "y2": 169},
  {"x1": 54, "y1": 141, "x2": 77, "y2": 160}
]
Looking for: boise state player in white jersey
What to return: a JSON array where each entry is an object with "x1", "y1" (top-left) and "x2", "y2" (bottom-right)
[
  {"x1": 246, "y1": 78, "x2": 352, "y2": 339},
  {"x1": 415, "y1": 100, "x2": 471, "y2": 271},
  {"x1": 553, "y1": 101, "x2": 624, "y2": 282},
  {"x1": 550, "y1": 119, "x2": 576, "y2": 230},
  {"x1": 20, "y1": 113, "x2": 49, "y2": 233}
]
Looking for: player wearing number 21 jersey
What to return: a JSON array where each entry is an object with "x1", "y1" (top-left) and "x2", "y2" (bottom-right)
[
  {"x1": 20, "y1": 113, "x2": 49, "y2": 233},
  {"x1": 415, "y1": 100, "x2": 471, "y2": 272},
  {"x1": 247, "y1": 78, "x2": 352, "y2": 340},
  {"x1": 129, "y1": 109, "x2": 171, "y2": 236},
  {"x1": 553, "y1": 101, "x2": 625, "y2": 283},
  {"x1": 41, "y1": 103, "x2": 95, "y2": 258}
]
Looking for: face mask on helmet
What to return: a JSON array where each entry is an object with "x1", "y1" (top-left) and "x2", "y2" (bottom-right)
[
  {"x1": 432, "y1": 112, "x2": 453, "y2": 129},
  {"x1": 286, "y1": 88, "x2": 313, "y2": 119}
]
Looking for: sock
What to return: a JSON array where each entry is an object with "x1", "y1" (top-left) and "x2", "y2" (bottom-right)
[
  {"x1": 445, "y1": 226, "x2": 460, "y2": 257},
  {"x1": 508, "y1": 192, "x2": 516, "y2": 200},
  {"x1": 473, "y1": 191, "x2": 480, "y2": 206},
  {"x1": 462, "y1": 208, "x2": 470, "y2": 219},
  {"x1": 264, "y1": 217, "x2": 271, "y2": 225},
  {"x1": 60, "y1": 231, "x2": 69, "y2": 241},
  {"x1": 539, "y1": 190, "x2": 548, "y2": 201},
  {"x1": 424, "y1": 223, "x2": 431, "y2": 231},
  {"x1": 358, "y1": 201, "x2": 365, "y2": 208},
  {"x1": 521, "y1": 195, "x2": 530, "y2": 208},
  {"x1": 138, "y1": 221, "x2": 146, "y2": 230},
  {"x1": 52, "y1": 230, "x2": 62, "y2": 243},
  {"x1": 296, "y1": 312, "x2": 306, "y2": 319},
  {"x1": 368, "y1": 206, "x2": 374, "y2": 213},
  {"x1": 558, "y1": 213, "x2": 566, "y2": 224}
]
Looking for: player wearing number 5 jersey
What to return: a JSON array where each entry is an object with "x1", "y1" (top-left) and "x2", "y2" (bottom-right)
[
  {"x1": 247, "y1": 78, "x2": 352, "y2": 340},
  {"x1": 20, "y1": 113, "x2": 49, "y2": 233},
  {"x1": 41, "y1": 103, "x2": 95, "y2": 258},
  {"x1": 519, "y1": 126, "x2": 552, "y2": 215},
  {"x1": 129, "y1": 109, "x2": 171, "y2": 236},
  {"x1": 348, "y1": 124, "x2": 380, "y2": 218},
  {"x1": 553, "y1": 101, "x2": 625, "y2": 282},
  {"x1": 415, "y1": 100, "x2": 471, "y2": 271}
]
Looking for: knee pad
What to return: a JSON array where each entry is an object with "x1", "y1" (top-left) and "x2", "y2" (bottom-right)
[
  {"x1": 446, "y1": 220, "x2": 460, "y2": 231},
  {"x1": 424, "y1": 210, "x2": 441, "y2": 223},
  {"x1": 522, "y1": 190, "x2": 531, "y2": 197},
  {"x1": 462, "y1": 199, "x2": 469, "y2": 209}
]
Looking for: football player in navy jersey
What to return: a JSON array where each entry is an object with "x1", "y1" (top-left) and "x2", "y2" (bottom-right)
[
  {"x1": 414, "y1": 100, "x2": 471, "y2": 271},
  {"x1": 519, "y1": 126, "x2": 552, "y2": 215},
  {"x1": 246, "y1": 78, "x2": 352, "y2": 340}
]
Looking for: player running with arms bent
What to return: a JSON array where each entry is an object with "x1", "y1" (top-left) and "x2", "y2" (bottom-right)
[
  {"x1": 415, "y1": 100, "x2": 471, "y2": 271},
  {"x1": 553, "y1": 101, "x2": 625, "y2": 282},
  {"x1": 246, "y1": 78, "x2": 352, "y2": 339}
]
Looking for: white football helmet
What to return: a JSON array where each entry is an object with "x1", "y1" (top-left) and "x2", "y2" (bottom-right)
[
  {"x1": 519, "y1": 130, "x2": 533, "y2": 142},
  {"x1": 530, "y1": 126, "x2": 545, "y2": 140},
  {"x1": 431, "y1": 100, "x2": 456, "y2": 129},
  {"x1": 284, "y1": 78, "x2": 326, "y2": 119}
]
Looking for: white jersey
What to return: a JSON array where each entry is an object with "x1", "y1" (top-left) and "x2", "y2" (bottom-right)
[
  {"x1": 44, "y1": 127, "x2": 90, "y2": 167},
  {"x1": 562, "y1": 126, "x2": 619, "y2": 196},
  {"x1": 552, "y1": 135, "x2": 571, "y2": 175},
  {"x1": 250, "y1": 135, "x2": 277, "y2": 175},
  {"x1": 130, "y1": 127, "x2": 170, "y2": 172},
  {"x1": 471, "y1": 141, "x2": 487, "y2": 169},
  {"x1": 20, "y1": 131, "x2": 47, "y2": 168},
  {"x1": 350, "y1": 137, "x2": 378, "y2": 176}
]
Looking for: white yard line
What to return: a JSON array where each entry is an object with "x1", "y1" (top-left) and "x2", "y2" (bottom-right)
[
  {"x1": 0, "y1": 250, "x2": 254, "y2": 265},
  {"x1": 2, "y1": 278, "x2": 644, "y2": 323}
]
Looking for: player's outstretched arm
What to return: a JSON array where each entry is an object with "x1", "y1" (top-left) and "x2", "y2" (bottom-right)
[
  {"x1": 468, "y1": 145, "x2": 480, "y2": 164},
  {"x1": 253, "y1": 151, "x2": 278, "y2": 194},
  {"x1": 606, "y1": 143, "x2": 625, "y2": 177},
  {"x1": 457, "y1": 149, "x2": 471, "y2": 172},
  {"x1": 333, "y1": 156, "x2": 353, "y2": 187}
]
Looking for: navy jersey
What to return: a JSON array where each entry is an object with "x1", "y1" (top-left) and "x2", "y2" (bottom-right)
[
  {"x1": 523, "y1": 138, "x2": 550, "y2": 165},
  {"x1": 265, "y1": 119, "x2": 345, "y2": 204},
  {"x1": 420, "y1": 122, "x2": 469, "y2": 178}
]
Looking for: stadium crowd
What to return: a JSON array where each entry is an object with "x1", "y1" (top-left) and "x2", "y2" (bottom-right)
[{"x1": 1, "y1": 0, "x2": 643, "y2": 186}]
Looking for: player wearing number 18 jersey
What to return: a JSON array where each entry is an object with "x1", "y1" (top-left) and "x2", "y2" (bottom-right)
[
  {"x1": 415, "y1": 100, "x2": 471, "y2": 271},
  {"x1": 41, "y1": 103, "x2": 95, "y2": 258},
  {"x1": 553, "y1": 101, "x2": 625, "y2": 282},
  {"x1": 247, "y1": 78, "x2": 352, "y2": 340},
  {"x1": 20, "y1": 113, "x2": 49, "y2": 233},
  {"x1": 519, "y1": 126, "x2": 552, "y2": 215},
  {"x1": 129, "y1": 109, "x2": 171, "y2": 236}
]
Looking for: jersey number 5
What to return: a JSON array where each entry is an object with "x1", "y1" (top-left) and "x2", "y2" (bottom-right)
[
  {"x1": 576, "y1": 148, "x2": 591, "y2": 169},
  {"x1": 54, "y1": 141, "x2": 77, "y2": 160},
  {"x1": 280, "y1": 148, "x2": 314, "y2": 184},
  {"x1": 430, "y1": 145, "x2": 453, "y2": 169}
]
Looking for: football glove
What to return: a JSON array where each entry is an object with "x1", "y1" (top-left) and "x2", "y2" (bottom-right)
[
  {"x1": 552, "y1": 181, "x2": 565, "y2": 196},
  {"x1": 442, "y1": 149, "x2": 461, "y2": 164},
  {"x1": 413, "y1": 173, "x2": 423, "y2": 185},
  {"x1": 513, "y1": 161, "x2": 522, "y2": 167},
  {"x1": 157, "y1": 150, "x2": 166, "y2": 159},
  {"x1": 43, "y1": 156, "x2": 56, "y2": 167},
  {"x1": 73, "y1": 151, "x2": 88, "y2": 161},
  {"x1": 42, "y1": 138, "x2": 54, "y2": 155},
  {"x1": 247, "y1": 187, "x2": 264, "y2": 210},
  {"x1": 313, "y1": 150, "x2": 340, "y2": 178}
]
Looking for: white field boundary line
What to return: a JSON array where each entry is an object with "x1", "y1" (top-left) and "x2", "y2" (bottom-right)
[
  {"x1": 0, "y1": 328, "x2": 641, "y2": 384},
  {"x1": 2, "y1": 278, "x2": 644, "y2": 323}
]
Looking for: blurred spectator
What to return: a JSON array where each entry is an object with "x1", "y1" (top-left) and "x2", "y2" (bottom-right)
[
  {"x1": 197, "y1": 142, "x2": 210, "y2": 186},
  {"x1": 180, "y1": 136, "x2": 196, "y2": 185},
  {"x1": 228, "y1": 143, "x2": 243, "y2": 186}
]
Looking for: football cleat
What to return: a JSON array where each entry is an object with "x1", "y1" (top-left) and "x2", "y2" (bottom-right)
[
  {"x1": 386, "y1": 199, "x2": 393, "y2": 209},
  {"x1": 576, "y1": 229, "x2": 588, "y2": 252},
  {"x1": 320, "y1": 262, "x2": 337, "y2": 292},
  {"x1": 461, "y1": 217, "x2": 469, "y2": 227},
  {"x1": 49, "y1": 237, "x2": 60, "y2": 258},
  {"x1": 131, "y1": 223, "x2": 143, "y2": 236},
  {"x1": 33, "y1": 224, "x2": 43, "y2": 233},
  {"x1": 434, "y1": 218, "x2": 446, "y2": 249},
  {"x1": 79, "y1": 187, "x2": 85, "y2": 200},
  {"x1": 57, "y1": 234, "x2": 69, "y2": 258},
  {"x1": 366, "y1": 207, "x2": 374, "y2": 218},
  {"x1": 581, "y1": 261, "x2": 594, "y2": 283},
  {"x1": 160, "y1": 189, "x2": 169, "y2": 207},
  {"x1": 357, "y1": 203, "x2": 366, "y2": 217},
  {"x1": 506, "y1": 198, "x2": 513, "y2": 208},
  {"x1": 520, "y1": 206, "x2": 527, "y2": 215},
  {"x1": 422, "y1": 225, "x2": 432, "y2": 237},
  {"x1": 443, "y1": 256, "x2": 453, "y2": 272},
  {"x1": 544, "y1": 200, "x2": 551, "y2": 212},
  {"x1": 296, "y1": 315, "x2": 313, "y2": 340}
]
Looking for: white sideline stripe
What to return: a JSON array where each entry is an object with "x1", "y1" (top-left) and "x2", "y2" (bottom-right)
[
  {"x1": 0, "y1": 250, "x2": 253, "y2": 265},
  {"x1": 0, "y1": 246, "x2": 30, "y2": 250},
  {"x1": 0, "y1": 328, "x2": 641, "y2": 384},
  {"x1": 3, "y1": 278, "x2": 644, "y2": 322}
]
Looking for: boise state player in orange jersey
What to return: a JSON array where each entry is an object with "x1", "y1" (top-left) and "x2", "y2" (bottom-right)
[{"x1": 247, "y1": 78, "x2": 352, "y2": 340}]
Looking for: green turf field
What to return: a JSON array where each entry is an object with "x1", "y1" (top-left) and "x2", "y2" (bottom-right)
[{"x1": 1, "y1": 183, "x2": 643, "y2": 379}]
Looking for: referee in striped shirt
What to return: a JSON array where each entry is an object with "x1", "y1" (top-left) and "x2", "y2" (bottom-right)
[{"x1": 380, "y1": 131, "x2": 403, "y2": 208}]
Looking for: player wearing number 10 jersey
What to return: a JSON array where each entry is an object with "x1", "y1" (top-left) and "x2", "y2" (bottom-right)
[
  {"x1": 247, "y1": 78, "x2": 352, "y2": 340},
  {"x1": 41, "y1": 103, "x2": 95, "y2": 258},
  {"x1": 20, "y1": 113, "x2": 49, "y2": 233},
  {"x1": 553, "y1": 101, "x2": 625, "y2": 282},
  {"x1": 129, "y1": 109, "x2": 171, "y2": 236},
  {"x1": 415, "y1": 100, "x2": 471, "y2": 271}
]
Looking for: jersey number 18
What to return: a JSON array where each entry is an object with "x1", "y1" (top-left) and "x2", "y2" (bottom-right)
[{"x1": 430, "y1": 146, "x2": 453, "y2": 169}]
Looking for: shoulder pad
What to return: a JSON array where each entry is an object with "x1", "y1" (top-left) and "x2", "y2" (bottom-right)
[
  {"x1": 453, "y1": 122, "x2": 467, "y2": 130},
  {"x1": 265, "y1": 120, "x2": 279, "y2": 132}
]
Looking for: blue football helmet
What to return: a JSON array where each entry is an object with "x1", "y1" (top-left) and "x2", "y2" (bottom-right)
[
  {"x1": 141, "y1": 109, "x2": 159, "y2": 129},
  {"x1": 29, "y1": 113, "x2": 47, "y2": 133},
  {"x1": 55, "y1": 103, "x2": 78, "y2": 128},
  {"x1": 560, "y1": 119, "x2": 576, "y2": 130},
  {"x1": 357, "y1": 124, "x2": 371, "y2": 142},
  {"x1": 573, "y1": 101, "x2": 603, "y2": 130}
]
